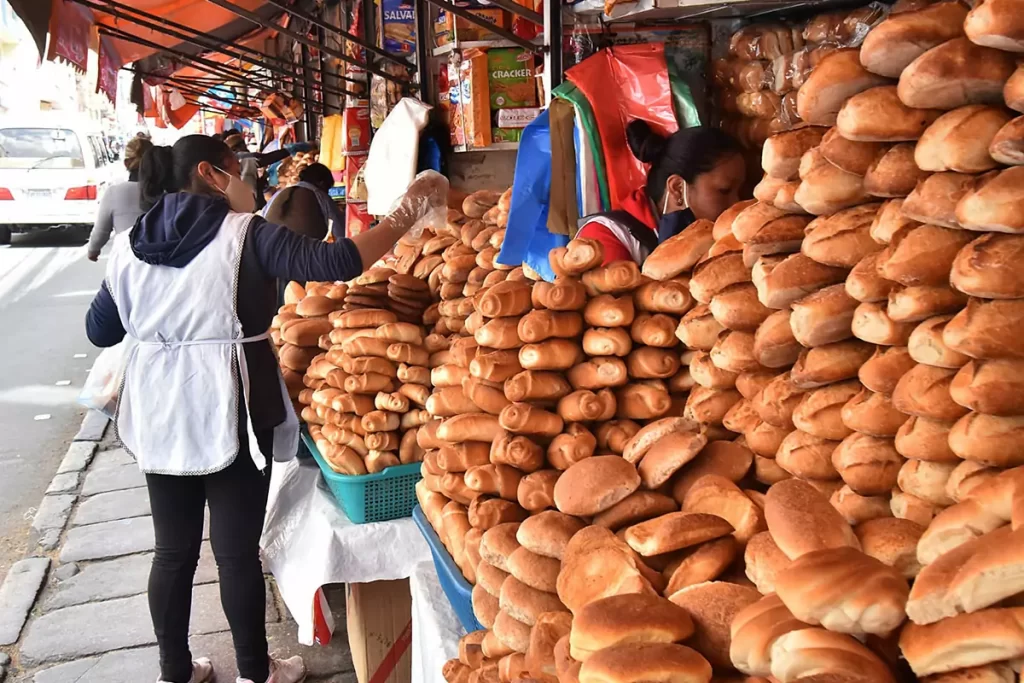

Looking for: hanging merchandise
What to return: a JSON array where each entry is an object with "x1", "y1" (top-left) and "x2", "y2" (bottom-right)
[
  {"x1": 553, "y1": 81, "x2": 611, "y2": 211},
  {"x1": 342, "y1": 103, "x2": 372, "y2": 154},
  {"x1": 261, "y1": 93, "x2": 305, "y2": 125},
  {"x1": 364, "y1": 97, "x2": 432, "y2": 215},
  {"x1": 547, "y1": 98, "x2": 579, "y2": 236},
  {"x1": 566, "y1": 43, "x2": 679, "y2": 210},
  {"x1": 495, "y1": 110, "x2": 569, "y2": 282},
  {"x1": 320, "y1": 114, "x2": 344, "y2": 172}
]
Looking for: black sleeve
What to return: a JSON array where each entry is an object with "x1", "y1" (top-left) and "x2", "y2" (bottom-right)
[
  {"x1": 249, "y1": 217, "x2": 364, "y2": 283},
  {"x1": 85, "y1": 282, "x2": 127, "y2": 347},
  {"x1": 253, "y1": 149, "x2": 292, "y2": 168}
]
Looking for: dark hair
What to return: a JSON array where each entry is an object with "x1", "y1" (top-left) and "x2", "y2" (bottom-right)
[
  {"x1": 626, "y1": 120, "x2": 742, "y2": 204},
  {"x1": 222, "y1": 128, "x2": 243, "y2": 140},
  {"x1": 299, "y1": 163, "x2": 335, "y2": 192},
  {"x1": 139, "y1": 134, "x2": 233, "y2": 209}
]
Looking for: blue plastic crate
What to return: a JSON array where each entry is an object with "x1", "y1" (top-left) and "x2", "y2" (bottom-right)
[
  {"x1": 412, "y1": 505, "x2": 483, "y2": 633},
  {"x1": 302, "y1": 430, "x2": 421, "y2": 524}
]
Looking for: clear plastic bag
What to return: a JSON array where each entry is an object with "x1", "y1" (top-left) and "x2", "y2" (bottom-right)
[
  {"x1": 78, "y1": 338, "x2": 137, "y2": 419},
  {"x1": 385, "y1": 169, "x2": 450, "y2": 240},
  {"x1": 802, "y1": 3, "x2": 888, "y2": 47}
]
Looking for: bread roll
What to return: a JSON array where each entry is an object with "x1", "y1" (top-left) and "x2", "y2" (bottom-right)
[
  {"x1": 637, "y1": 431, "x2": 707, "y2": 490},
  {"x1": 516, "y1": 310, "x2": 583, "y2": 344},
  {"x1": 901, "y1": 37, "x2": 1016, "y2": 111},
  {"x1": 841, "y1": 389, "x2": 907, "y2": 438},
  {"x1": 949, "y1": 413, "x2": 1024, "y2": 467},
  {"x1": 663, "y1": 537, "x2": 737, "y2": 596},
  {"x1": 568, "y1": 592, "x2": 694, "y2": 662},
  {"x1": 792, "y1": 380, "x2": 861, "y2": 441},
  {"x1": 642, "y1": 219, "x2": 715, "y2": 281},
  {"x1": 667, "y1": 581, "x2": 762, "y2": 669},
  {"x1": 552, "y1": 455, "x2": 640, "y2": 517},
  {"x1": 989, "y1": 114, "x2": 1024, "y2": 165},
  {"x1": 438, "y1": 413, "x2": 503, "y2": 443},
  {"x1": 765, "y1": 479, "x2": 860, "y2": 560},
  {"x1": 790, "y1": 285, "x2": 858, "y2": 348},
  {"x1": 903, "y1": 172, "x2": 977, "y2": 230},
  {"x1": 957, "y1": 167, "x2": 1024, "y2": 233},
  {"x1": 576, "y1": 642, "x2": 712, "y2": 683},
  {"x1": 794, "y1": 153, "x2": 869, "y2": 216},
  {"x1": 689, "y1": 351, "x2": 739, "y2": 390},
  {"x1": 582, "y1": 327, "x2": 632, "y2": 358},
  {"x1": 615, "y1": 382, "x2": 672, "y2": 420},
  {"x1": 556, "y1": 526, "x2": 656, "y2": 614},
  {"x1": 830, "y1": 485, "x2": 892, "y2": 526},
  {"x1": 860, "y1": 1, "x2": 970, "y2": 77},
  {"x1": 532, "y1": 278, "x2": 588, "y2": 312},
  {"x1": 753, "y1": 309, "x2": 801, "y2": 368},
  {"x1": 675, "y1": 304, "x2": 724, "y2": 351},
  {"x1": 803, "y1": 204, "x2": 883, "y2": 269},
  {"x1": 689, "y1": 253, "x2": 751, "y2": 304},
  {"x1": 965, "y1": 0, "x2": 1024, "y2": 51},
  {"x1": 763, "y1": 127, "x2": 829, "y2": 180},
  {"x1": 729, "y1": 593, "x2": 808, "y2": 677},
  {"x1": 819, "y1": 126, "x2": 888, "y2": 176},
  {"x1": 871, "y1": 198, "x2": 921, "y2": 246},
  {"x1": 791, "y1": 340, "x2": 875, "y2": 390},
  {"x1": 944, "y1": 298, "x2": 1024, "y2": 359},
  {"x1": 950, "y1": 359, "x2": 1024, "y2": 415},
  {"x1": 670, "y1": 441, "x2": 753, "y2": 503},
  {"x1": 899, "y1": 608, "x2": 1024, "y2": 677},
  {"x1": 769, "y1": 628, "x2": 898, "y2": 683},
  {"x1": 566, "y1": 358, "x2": 629, "y2": 391},
  {"x1": 884, "y1": 225, "x2": 976, "y2": 289},
  {"x1": 682, "y1": 474, "x2": 765, "y2": 544},
  {"x1": 837, "y1": 86, "x2": 943, "y2": 142},
  {"x1": 519, "y1": 339, "x2": 583, "y2": 371},
  {"x1": 775, "y1": 430, "x2": 840, "y2": 480},
  {"x1": 831, "y1": 432, "x2": 904, "y2": 496},
  {"x1": 887, "y1": 285, "x2": 967, "y2": 324},
  {"x1": 857, "y1": 345, "x2": 914, "y2": 395},
  {"x1": 797, "y1": 49, "x2": 889, "y2": 126},
  {"x1": 846, "y1": 252, "x2": 898, "y2": 304},
  {"x1": 743, "y1": 418, "x2": 790, "y2": 458},
  {"x1": 758, "y1": 253, "x2": 848, "y2": 310},
  {"x1": 866, "y1": 143, "x2": 930, "y2": 198},
  {"x1": 916, "y1": 105, "x2": 1011, "y2": 173},
  {"x1": 951, "y1": 234, "x2": 1024, "y2": 301},
  {"x1": 852, "y1": 302, "x2": 917, "y2": 346},
  {"x1": 434, "y1": 439, "x2": 491, "y2": 472}
]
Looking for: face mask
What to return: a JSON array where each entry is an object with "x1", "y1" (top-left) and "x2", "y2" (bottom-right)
[
  {"x1": 214, "y1": 166, "x2": 256, "y2": 214},
  {"x1": 657, "y1": 207, "x2": 695, "y2": 244}
]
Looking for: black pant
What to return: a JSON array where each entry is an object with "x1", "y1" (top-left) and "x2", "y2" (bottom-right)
[{"x1": 146, "y1": 451, "x2": 272, "y2": 683}]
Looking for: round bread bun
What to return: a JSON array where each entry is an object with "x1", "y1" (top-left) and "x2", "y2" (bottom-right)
[
  {"x1": 576, "y1": 642, "x2": 712, "y2": 683},
  {"x1": 764, "y1": 479, "x2": 860, "y2": 560},
  {"x1": 841, "y1": 389, "x2": 908, "y2": 438},
  {"x1": 553, "y1": 456, "x2": 640, "y2": 517},
  {"x1": 671, "y1": 440, "x2": 755, "y2": 503},
  {"x1": 744, "y1": 531, "x2": 794, "y2": 595},
  {"x1": 568, "y1": 593, "x2": 694, "y2": 662},
  {"x1": 516, "y1": 511, "x2": 587, "y2": 560},
  {"x1": 854, "y1": 517, "x2": 925, "y2": 579},
  {"x1": 667, "y1": 581, "x2": 762, "y2": 669},
  {"x1": 681, "y1": 474, "x2": 766, "y2": 545},
  {"x1": 663, "y1": 537, "x2": 738, "y2": 596},
  {"x1": 831, "y1": 432, "x2": 904, "y2": 496},
  {"x1": 771, "y1": 628, "x2": 897, "y2": 683}
]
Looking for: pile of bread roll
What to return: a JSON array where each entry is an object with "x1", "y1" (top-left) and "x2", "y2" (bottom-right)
[
  {"x1": 429, "y1": 2, "x2": 1024, "y2": 681},
  {"x1": 715, "y1": 5, "x2": 885, "y2": 149}
]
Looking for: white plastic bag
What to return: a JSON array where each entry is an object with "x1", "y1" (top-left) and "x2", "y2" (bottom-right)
[
  {"x1": 384, "y1": 169, "x2": 450, "y2": 241},
  {"x1": 364, "y1": 97, "x2": 433, "y2": 216},
  {"x1": 78, "y1": 338, "x2": 137, "y2": 419}
]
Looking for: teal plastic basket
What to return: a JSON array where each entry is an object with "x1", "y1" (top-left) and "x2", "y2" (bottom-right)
[{"x1": 302, "y1": 430, "x2": 422, "y2": 524}]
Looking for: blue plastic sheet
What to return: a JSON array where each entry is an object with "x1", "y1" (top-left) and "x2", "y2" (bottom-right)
[{"x1": 496, "y1": 110, "x2": 569, "y2": 283}]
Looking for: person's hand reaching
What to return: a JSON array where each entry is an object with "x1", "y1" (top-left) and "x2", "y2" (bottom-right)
[{"x1": 385, "y1": 170, "x2": 449, "y2": 238}]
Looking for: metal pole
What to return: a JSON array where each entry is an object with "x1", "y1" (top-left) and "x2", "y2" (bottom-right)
[
  {"x1": 544, "y1": 0, "x2": 562, "y2": 100},
  {"x1": 301, "y1": 44, "x2": 316, "y2": 140},
  {"x1": 260, "y1": 0, "x2": 412, "y2": 69},
  {"x1": 203, "y1": 0, "x2": 414, "y2": 88},
  {"x1": 362, "y1": 0, "x2": 375, "y2": 102},
  {"x1": 414, "y1": 0, "x2": 430, "y2": 91}
]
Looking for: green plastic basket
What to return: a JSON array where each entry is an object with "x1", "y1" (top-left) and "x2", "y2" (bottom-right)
[{"x1": 302, "y1": 430, "x2": 422, "y2": 524}]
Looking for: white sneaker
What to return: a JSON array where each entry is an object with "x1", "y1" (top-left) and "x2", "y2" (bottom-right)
[
  {"x1": 236, "y1": 656, "x2": 306, "y2": 683},
  {"x1": 159, "y1": 657, "x2": 215, "y2": 683}
]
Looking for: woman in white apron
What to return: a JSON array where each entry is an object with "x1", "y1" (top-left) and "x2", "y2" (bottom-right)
[{"x1": 84, "y1": 135, "x2": 445, "y2": 683}]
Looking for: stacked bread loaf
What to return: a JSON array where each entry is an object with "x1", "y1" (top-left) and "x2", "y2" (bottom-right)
[
  {"x1": 714, "y1": 5, "x2": 885, "y2": 149},
  {"x1": 273, "y1": 282, "x2": 346, "y2": 420}
]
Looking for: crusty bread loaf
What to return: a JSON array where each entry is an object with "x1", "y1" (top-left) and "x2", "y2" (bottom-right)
[
  {"x1": 831, "y1": 485, "x2": 892, "y2": 526},
  {"x1": 794, "y1": 154, "x2": 870, "y2": 216},
  {"x1": 671, "y1": 441, "x2": 754, "y2": 503},
  {"x1": 841, "y1": 388, "x2": 908, "y2": 437},
  {"x1": 831, "y1": 432, "x2": 904, "y2": 496},
  {"x1": 852, "y1": 302, "x2": 917, "y2": 346},
  {"x1": 792, "y1": 340, "x2": 876, "y2": 390},
  {"x1": 964, "y1": 0, "x2": 1024, "y2": 51},
  {"x1": 895, "y1": 415, "x2": 957, "y2": 463},
  {"x1": 956, "y1": 167, "x2": 1024, "y2": 233},
  {"x1": 819, "y1": 126, "x2": 888, "y2": 176},
  {"x1": 882, "y1": 224, "x2": 975, "y2": 288},
  {"x1": 576, "y1": 642, "x2": 712, "y2": 683},
  {"x1": 802, "y1": 204, "x2": 883, "y2": 269},
  {"x1": 758, "y1": 253, "x2": 848, "y2": 310},
  {"x1": 859, "y1": 1, "x2": 970, "y2": 77},
  {"x1": 762, "y1": 127, "x2": 829, "y2": 180},
  {"x1": 837, "y1": 86, "x2": 942, "y2": 142},
  {"x1": 902, "y1": 171, "x2": 978, "y2": 228},
  {"x1": 667, "y1": 581, "x2": 762, "y2": 669},
  {"x1": 899, "y1": 37, "x2": 1016, "y2": 110},
  {"x1": 744, "y1": 531, "x2": 793, "y2": 594},
  {"x1": 908, "y1": 315, "x2": 969, "y2": 368},
  {"x1": 681, "y1": 474, "x2": 765, "y2": 545},
  {"x1": 689, "y1": 253, "x2": 751, "y2": 305},
  {"x1": 899, "y1": 607, "x2": 1024, "y2": 677},
  {"x1": 989, "y1": 114, "x2": 1024, "y2": 165},
  {"x1": 791, "y1": 380, "x2": 860, "y2": 441},
  {"x1": 949, "y1": 413, "x2": 1024, "y2": 467},
  {"x1": 859, "y1": 345, "x2": 916, "y2": 394},
  {"x1": 847, "y1": 252, "x2": 897, "y2": 304},
  {"x1": 871, "y1": 198, "x2": 922, "y2": 245},
  {"x1": 775, "y1": 430, "x2": 841, "y2": 481},
  {"x1": 865, "y1": 143, "x2": 929, "y2": 197},
  {"x1": 753, "y1": 309, "x2": 801, "y2": 368},
  {"x1": 552, "y1": 456, "x2": 640, "y2": 517},
  {"x1": 887, "y1": 284, "x2": 967, "y2": 324},
  {"x1": 898, "y1": 459, "x2": 957, "y2": 507},
  {"x1": 568, "y1": 592, "x2": 694, "y2": 662},
  {"x1": 797, "y1": 49, "x2": 890, "y2": 126},
  {"x1": 764, "y1": 479, "x2": 860, "y2": 560},
  {"x1": 951, "y1": 234, "x2": 1024, "y2": 299},
  {"x1": 770, "y1": 628, "x2": 897, "y2": 683},
  {"x1": 624, "y1": 512, "x2": 734, "y2": 557},
  {"x1": 642, "y1": 219, "x2": 715, "y2": 281},
  {"x1": 944, "y1": 298, "x2": 1024, "y2": 360},
  {"x1": 790, "y1": 285, "x2": 858, "y2": 348},
  {"x1": 775, "y1": 546, "x2": 909, "y2": 634},
  {"x1": 951, "y1": 359, "x2": 1024, "y2": 415},
  {"x1": 915, "y1": 105, "x2": 1011, "y2": 173}
]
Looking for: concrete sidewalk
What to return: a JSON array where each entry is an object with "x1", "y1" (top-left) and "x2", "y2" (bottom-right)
[{"x1": 0, "y1": 412, "x2": 356, "y2": 683}]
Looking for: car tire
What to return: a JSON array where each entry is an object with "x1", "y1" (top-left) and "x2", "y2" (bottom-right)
[{"x1": 0, "y1": 226, "x2": 11, "y2": 246}]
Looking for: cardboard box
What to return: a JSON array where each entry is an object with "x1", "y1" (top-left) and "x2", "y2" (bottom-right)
[
  {"x1": 497, "y1": 107, "x2": 541, "y2": 128},
  {"x1": 434, "y1": 9, "x2": 507, "y2": 45},
  {"x1": 491, "y1": 127, "x2": 523, "y2": 143},
  {"x1": 346, "y1": 580, "x2": 413, "y2": 683},
  {"x1": 380, "y1": 0, "x2": 417, "y2": 55}
]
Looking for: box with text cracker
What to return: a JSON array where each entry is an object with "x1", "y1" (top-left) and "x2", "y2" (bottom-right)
[{"x1": 487, "y1": 48, "x2": 537, "y2": 110}]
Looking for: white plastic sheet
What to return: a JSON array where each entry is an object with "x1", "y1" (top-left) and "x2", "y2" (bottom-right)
[
  {"x1": 261, "y1": 456, "x2": 431, "y2": 645},
  {"x1": 410, "y1": 561, "x2": 464, "y2": 683},
  {"x1": 364, "y1": 97, "x2": 432, "y2": 216}
]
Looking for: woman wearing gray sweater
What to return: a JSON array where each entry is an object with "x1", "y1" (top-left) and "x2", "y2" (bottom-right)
[{"x1": 86, "y1": 137, "x2": 153, "y2": 261}]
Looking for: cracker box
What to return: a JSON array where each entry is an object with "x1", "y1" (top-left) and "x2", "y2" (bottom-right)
[
  {"x1": 487, "y1": 48, "x2": 537, "y2": 110},
  {"x1": 491, "y1": 127, "x2": 523, "y2": 144},
  {"x1": 342, "y1": 102, "x2": 371, "y2": 153},
  {"x1": 380, "y1": 0, "x2": 416, "y2": 55},
  {"x1": 460, "y1": 49, "x2": 491, "y2": 148}
]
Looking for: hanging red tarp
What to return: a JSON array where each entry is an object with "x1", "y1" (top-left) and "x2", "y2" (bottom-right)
[
  {"x1": 46, "y1": 0, "x2": 92, "y2": 74},
  {"x1": 566, "y1": 44, "x2": 679, "y2": 211},
  {"x1": 97, "y1": 35, "x2": 119, "y2": 104}
]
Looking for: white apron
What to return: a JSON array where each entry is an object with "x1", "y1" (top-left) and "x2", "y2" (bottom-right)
[{"x1": 105, "y1": 212, "x2": 299, "y2": 475}]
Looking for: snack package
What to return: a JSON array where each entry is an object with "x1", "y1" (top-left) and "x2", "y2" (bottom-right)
[
  {"x1": 346, "y1": 201, "x2": 373, "y2": 237},
  {"x1": 345, "y1": 154, "x2": 369, "y2": 202},
  {"x1": 460, "y1": 49, "x2": 492, "y2": 148},
  {"x1": 497, "y1": 107, "x2": 542, "y2": 128},
  {"x1": 492, "y1": 127, "x2": 524, "y2": 143},
  {"x1": 487, "y1": 48, "x2": 537, "y2": 110},
  {"x1": 379, "y1": 0, "x2": 416, "y2": 55},
  {"x1": 434, "y1": 8, "x2": 507, "y2": 45},
  {"x1": 342, "y1": 102, "x2": 371, "y2": 153},
  {"x1": 447, "y1": 56, "x2": 466, "y2": 147}
]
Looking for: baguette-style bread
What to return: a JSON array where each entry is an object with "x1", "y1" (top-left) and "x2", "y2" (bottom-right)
[
  {"x1": 751, "y1": 371, "x2": 805, "y2": 429},
  {"x1": 852, "y1": 302, "x2": 917, "y2": 346},
  {"x1": 796, "y1": 49, "x2": 890, "y2": 126},
  {"x1": 887, "y1": 285, "x2": 967, "y2": 323},
  {"x1": 790, "y1": 285, "x2": 858, "y2": 348},
  {"x1": 944, "y1": 298, "x2": 1024, "y2": 359},
  {"x1": 955, "y1": 167, "x2": 1024, "y2": 233},
  {"x1": 710, "y1": 330, "x2": 762, "y2": 374},
  {"x1": 882, "y1": 224, "x2": 976, "y2": 288},
  {"x1": 714, "y1": 198, "x2": 758, "y2": 241},
  {"x1": 837, "y1": 86, "x2": 943, "y2": 142},
  {"x1": 899, "y1": 608, "x2": 1024, "y2": 677},
  {"x1": 841, "y1": 389, "x2": 908, "y2": 437},
  {"x1": 709, "y1": 283, "x2": 773, "y2": 332},
  {"x1": 951, "y1": 359, "x2": 1024, "y2": 415},
  {"x1": 770, "y1": 628, "x2": 897, "y2": 683},
  {"x1": 758, "y1": 253, "x2": 848, "y2": 310},
  {"x1": 791, "y1": 340, "x2": 876, "y2": 390},
  {"x1": 689, "y1": 253, "x2": 752, "y2": 304},
  {"x1": 859, "y1": 345, "x2": 916, "y2": 394},
  {"x1": 859, "y1": 1, "x2": 970, "y2": 78},
  {"x1": 819, "y1": 126, "x2": 887, "y2": 176},
  {"x1": 951, "y1": 234, "x2": 1024, "y2": 299},
  {"x1": 642, "y1": 219, "x2": 715, "y2": 281},
  {"x1": 899, "y1": 37, "x2": 1017, "y2": 110},
  {"x1": 908, "y1": 315, "x2": 969, "y2": 368},
  {"x1": 871, "y1": 198, "x2": 921, "y2": 245},
  {"x1": 915, "y1": 105, "x2": 1011, "y2": 173},
  {"x1": 949, "y1": 413, "x2": 1024, "y2": 467},
  {"x1": 902, "y1": 171, "x2": 978, "y2": 228},
  {"x1": 989, "y1": 114, "x2": 1024, "y2": 165},
  {"x1": 964, "y1": 0, "x2": 1024, "y2": 51},
  {"x1": 801, "y1": 204, "x2": 883, "y2": 268},
  {"x1": 846, "y1": 252, "x2": 898, "y2": 303},
  {"x1": 794, "y1": 154, "x2": 869, "y2": 216}
]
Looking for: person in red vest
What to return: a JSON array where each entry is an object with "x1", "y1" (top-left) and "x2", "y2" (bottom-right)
[{"x1": 578, "y1": 120, "x2": 746, "y2": 265}]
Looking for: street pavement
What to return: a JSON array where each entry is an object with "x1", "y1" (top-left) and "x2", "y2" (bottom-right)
[{"x1": 0, "y1": 232, "x2": 101, "y2": 583}]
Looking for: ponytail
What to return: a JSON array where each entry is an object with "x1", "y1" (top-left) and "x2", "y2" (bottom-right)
[
  {"x1": 626, "y1": 120, "x2": 742, "y2": 205},
  {"x1": 138, "y1": 134, "x2": 233, "y2": 210}
]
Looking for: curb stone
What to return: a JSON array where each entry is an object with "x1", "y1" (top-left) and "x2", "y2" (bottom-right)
[{"x1": 0, "y1": 558, "x2": 50, "y2": 646}]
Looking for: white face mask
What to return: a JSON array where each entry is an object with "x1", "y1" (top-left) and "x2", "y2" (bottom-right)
[{"x1": 214, "y1": 166, "x2": 256, "y2": 214}]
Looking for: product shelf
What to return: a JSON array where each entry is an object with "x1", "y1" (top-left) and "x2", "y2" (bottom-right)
[
  {"x1": 432, "y1": 38, "x2": 543, "y2": 57},
  {"x1": 453, "y1": 141, "x2": 521, "y2": 153},
  {"x1": 569, "y1": 0, "x2": 864, "y2": 24}
]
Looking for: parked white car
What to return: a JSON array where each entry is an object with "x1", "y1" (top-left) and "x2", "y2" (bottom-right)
[{"x1": 0, "y1": 116, "x2": 118, "y2": 245}]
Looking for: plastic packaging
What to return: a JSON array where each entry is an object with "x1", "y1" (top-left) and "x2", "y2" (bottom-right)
[
  {"x1": 737, "y1": 90, "x2": 782, "y2": 120},
  {"x1": 78, "y1": 338, "x2": 137, "y2": 419},
  {"x1": 384, "y1": 169, "x2": 450, "y2": 241},
  {"x1": 769, "y1": 45, "x2": 839, "y2": 94},
  {"x1": 802, "y1": 3, "x2": 887, "y2": 47},
  {"x1": 364, "y1": 97, "x2": 431, "y2": 215},
  {"x1": 729, "y1": 24, "x2": 806, "y2": 61}
]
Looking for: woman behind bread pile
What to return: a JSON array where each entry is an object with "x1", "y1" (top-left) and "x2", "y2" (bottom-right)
[
  {"x1": 82, "y1": 134, "x2": 444, "y2": 683},
  {"x1": 577, "y1": 120, "x2": 745, "y2": 265},
  {"x1": 86, "y1": 136, "x2": 154, "y2": 261}
]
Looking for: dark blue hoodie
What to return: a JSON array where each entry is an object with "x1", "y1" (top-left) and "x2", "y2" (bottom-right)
[{"x1": 85, "y1": 192, "x2": 362, "y2": 347}]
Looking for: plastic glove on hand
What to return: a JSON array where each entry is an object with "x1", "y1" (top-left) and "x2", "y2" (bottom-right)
[{"x1": 386, "y1": 170, "x2": 450, "y2": 238}]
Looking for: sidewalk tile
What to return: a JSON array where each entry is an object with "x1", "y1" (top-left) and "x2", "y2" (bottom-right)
[
  {"x1": 30, "y1": 647, "x2": 158, "y2": 683},
  {"x1": 71, "y1": 488, "x2": 150, "y2": 527},
  {"x1": 80, "y1": 465, "x2": 145, "y2": 497},
  {"x1": 89, "y1": 448, "x2": 133, "y2": 470},
  {"x1": 56, "y1": 442, "x2": 97, "y2": 474},
  {"x1": 0, "y1": 558, "x2": 50, "y2": 645},
  {"x1": 189, "y1": 582, "x2": 277, "y2": 636},
  {"x1": 45, "y1": 472, "x2": 80, "y2": 496},
  {"x1": 60, "y1": 517, "x2": 154, "y2": 563},
  {"x1": 19, "y1": 594, "x2": 155, "y2": 666}
]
